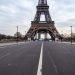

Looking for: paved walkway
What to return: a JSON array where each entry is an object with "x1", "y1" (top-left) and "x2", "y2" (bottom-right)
[
  {"x1": 56, "y1": 41, "x2": 75, "y2": 45},
  {"x1": 0, "y1": 42, "x2": 26, "y2": 47}
]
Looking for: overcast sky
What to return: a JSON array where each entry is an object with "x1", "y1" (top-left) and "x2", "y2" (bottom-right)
[{"x1": 0, "y1": 0, "x2": 75, "y2": 36}]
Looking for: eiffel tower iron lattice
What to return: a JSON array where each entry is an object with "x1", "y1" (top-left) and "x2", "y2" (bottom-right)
[{"x1": 25, "y1": 0, "x2": 61, "y2": 41}]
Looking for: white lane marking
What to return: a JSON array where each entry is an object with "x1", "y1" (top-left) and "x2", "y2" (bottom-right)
[{"x1": 37, "y1": 42, "x2": 43, "y2": 75}]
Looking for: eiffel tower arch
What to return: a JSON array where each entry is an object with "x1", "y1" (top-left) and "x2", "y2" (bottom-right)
[{"x1": 25, "y1": 0, "x2": 61, "y2": 41}]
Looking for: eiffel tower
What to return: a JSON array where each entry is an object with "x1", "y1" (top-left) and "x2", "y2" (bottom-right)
[{"x1": 25, "y1": 0, "x2": 61, "y2": 41}]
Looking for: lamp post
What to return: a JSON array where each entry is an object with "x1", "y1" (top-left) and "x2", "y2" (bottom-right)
[
  {"x1": 70, "y1": 26, "x2": 72, "y2": 44},
  {"x1": 17, "y1": 25, "x2": 18, "y2": 42},
  {"x1": 25, "y1": 31, "x2": 26, "y2": 42},
  {"x1": 61, "y1": 30, "x2": 63, "y2": 42}
]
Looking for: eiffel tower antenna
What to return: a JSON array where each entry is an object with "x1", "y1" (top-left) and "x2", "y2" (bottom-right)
[{"x1": 38, "y1": 0, "x2": 47, "y2": 5}]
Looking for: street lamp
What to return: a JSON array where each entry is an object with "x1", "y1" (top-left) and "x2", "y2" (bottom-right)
[
  {"x1": 17, "y1": 25, "x2": 18, "y2": 42},
  {"x1": 70, "y1": 26, "x2": 72, "y2": 44}
]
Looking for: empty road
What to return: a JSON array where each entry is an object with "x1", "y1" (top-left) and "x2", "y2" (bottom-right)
[{"x1": 0, "y1": 41, "x2": 75, "y2": 75}]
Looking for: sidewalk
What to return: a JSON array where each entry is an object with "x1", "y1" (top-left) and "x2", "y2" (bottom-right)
[
  {"x1": 0, "y1": 42, "x2": 25, "y2": 47},
  {"x1": 56, "y1": 41, "x2": 75, "y2": 45}
]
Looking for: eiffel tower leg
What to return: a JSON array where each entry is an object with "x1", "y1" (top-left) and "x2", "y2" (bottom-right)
[
  {"x1": 49, "y1": 32, "x2": 55, "y2": 41},
  {"x1": 31, "y1": 37, "x2": 34, "y2": 40},
  {"x1": 52, "y1": 37, "x2": 55, "y2": 41}
]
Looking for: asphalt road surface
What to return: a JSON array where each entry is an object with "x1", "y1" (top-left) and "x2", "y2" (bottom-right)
[{"x1": 0, "y1": 41, "x2": 75, "y2": 75}]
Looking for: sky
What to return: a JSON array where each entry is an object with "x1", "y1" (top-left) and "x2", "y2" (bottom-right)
[{"x1": 0, "y1": 0, "x2": 75, "y2": 36}]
